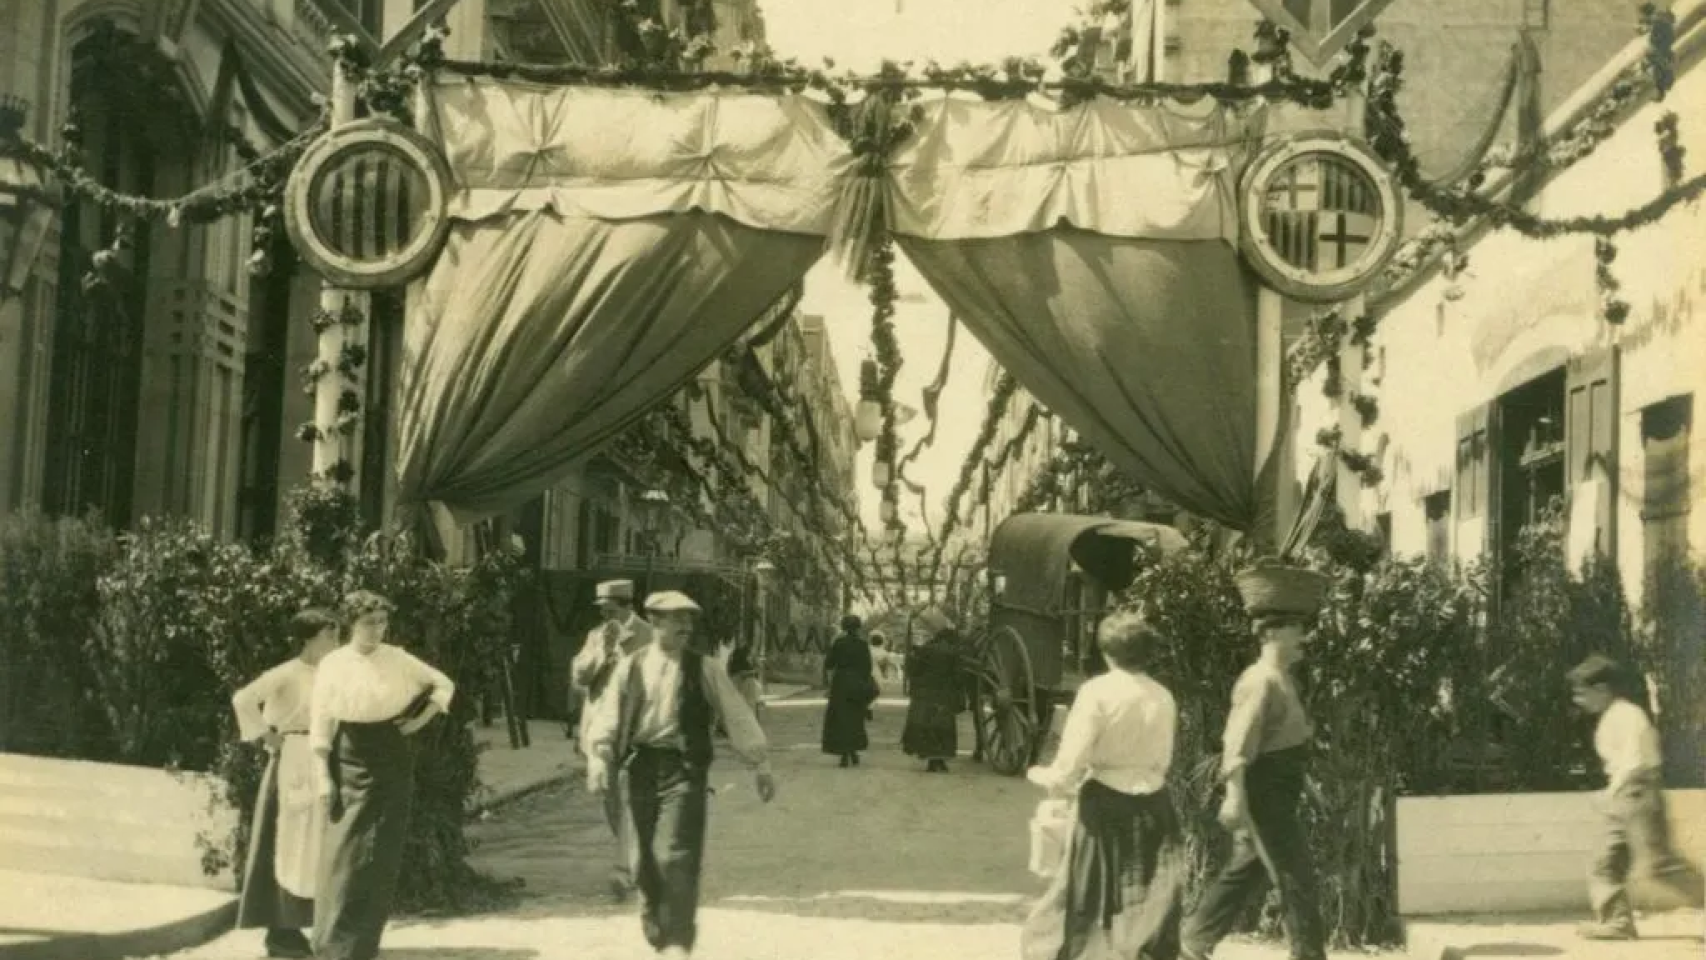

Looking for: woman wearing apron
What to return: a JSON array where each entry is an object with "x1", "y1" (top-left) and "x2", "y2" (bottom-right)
[
  {"x1": 309, "y1": 590, "x2": 456, "y2": 960},
  {"x1": 1021, "y1": 609, "x2": 1185, "y2": 960},
  {"x1": 232, "y1": 608, "x2": 341, "y2": 958},
  {"x1": 1181, "y1": 567, "x2": 1329, "y2": 960}
]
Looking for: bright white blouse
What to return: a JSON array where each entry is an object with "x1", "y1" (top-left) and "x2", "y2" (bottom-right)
[
  {"x1": 1028, "y1": 667, "x2": 1176, "y2": 796},
  {"x1": 231, "y1": 659, "x2": 317, "y2": 740},
  {"x1": 1594, "y1": 699, "x2": 1663, "y2": 791},
  {"x1": 308, "y1": 643, "x2": 455, "y2": 755}
]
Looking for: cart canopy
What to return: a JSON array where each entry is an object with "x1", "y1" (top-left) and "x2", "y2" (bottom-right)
[{"x1": 988, "y1": 513, "x2": 1187, "y2": 617}]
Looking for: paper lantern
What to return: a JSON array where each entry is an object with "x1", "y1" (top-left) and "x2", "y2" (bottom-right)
[
  {"x1": 855, "y1": 399, "x2": 882, "y2": 442},
  {"x1": 872, "y1": 458, "x2": 892, "y2": 489}
]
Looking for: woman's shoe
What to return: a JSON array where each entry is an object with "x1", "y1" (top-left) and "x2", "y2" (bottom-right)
[
  {"x1": 264, "y1": 929, "x2": 312, "y2": 959},
  {"x1": 850, "y1": 752, "x2": 860, "y2": 766},
  {"x1": 838, "y1": 754, "x2": 851, "y2": 768}
]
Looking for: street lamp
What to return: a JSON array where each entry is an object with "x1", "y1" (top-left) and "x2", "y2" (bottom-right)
[
  {"x1": 0, "y1": 96, "x2": 56, "y2": 299},
  {"x1": 752, "y1": 558, "x2": 778, "y2": 695},
  {"x1": 637, "y1": 488, "x2": 670, "y2": 597}
]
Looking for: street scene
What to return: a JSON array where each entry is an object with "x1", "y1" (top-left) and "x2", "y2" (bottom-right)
[{"x1": 3, "y1": 0, "x2": 1706, "y2": 959}]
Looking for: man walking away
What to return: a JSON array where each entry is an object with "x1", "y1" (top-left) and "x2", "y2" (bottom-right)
[{"x1": 570, "y1": 579, "x2": 653, "y2": 901}]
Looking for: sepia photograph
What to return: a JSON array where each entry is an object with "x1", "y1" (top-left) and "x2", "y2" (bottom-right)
[{"x1": 0, "y1": 1, "x2": 1701, "y2": 959}]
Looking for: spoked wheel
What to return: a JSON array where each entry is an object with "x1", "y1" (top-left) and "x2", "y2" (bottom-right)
[{"x1": 975, "y1": 626, "x2": 1037, "y2": 776}]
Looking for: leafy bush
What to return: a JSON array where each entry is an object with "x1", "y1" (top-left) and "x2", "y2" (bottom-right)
[
  {"x1": 1641, "y1": 557, "x2": 1706, "y2": 787},
  {"x1": 0, "y1": 508, "x2": 116, "y2": 759},
  {"x1": 1114, "y1": 502, "x2": 1641, "y2": 949},
  {"x1": 0, "y1": 488, "x2": 524, "y2": 913}
]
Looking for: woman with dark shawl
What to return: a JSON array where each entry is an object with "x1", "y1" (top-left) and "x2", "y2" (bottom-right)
[
  {"x1": 1021, "y1": 609, "x2": 1184, "y2": 960},
  {"x1": 309, "y1": 590, "x2": 455, "y2": 960},
  {"x1": 822, "y1": 614, "x2": 878, "y2": 767},
  {"x1": 901, "y1": 607, "x2": 964, "y2": 773}
]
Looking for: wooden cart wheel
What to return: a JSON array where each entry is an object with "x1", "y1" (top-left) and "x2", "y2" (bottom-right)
[{"x1": 977, "y1": 626, "x2": 1037, "y2": 776}]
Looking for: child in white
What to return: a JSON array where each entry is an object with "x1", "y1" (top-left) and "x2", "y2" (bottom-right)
[{"x1": 1567, "y1": 654, "x2": 1704, "y2": 941}]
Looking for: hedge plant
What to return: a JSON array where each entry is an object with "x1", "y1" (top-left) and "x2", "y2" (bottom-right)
[{"x1": 0, "y1": 487, "x2": 524, "y2": 913}]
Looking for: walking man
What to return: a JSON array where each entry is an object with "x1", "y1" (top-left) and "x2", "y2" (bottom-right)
[
  {"x1": 570, "y1": 579, "x2": 653, "y2": 901},
  {"x1": 1568, "y1": 654, "x2": 1704, "y2": 940},
  {"x1": 585, "y1": 591, "x2": 776, "y2": 960},
  {"x1": 1181, "y1": 568, "x2": 1329, "y2": 960}
]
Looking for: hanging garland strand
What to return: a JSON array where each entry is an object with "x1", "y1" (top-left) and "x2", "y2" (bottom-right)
[
  {"x1": 1367, "y1": 5, "x2": 1701, "y2": 295},
  {"x1": 924, "y1": 373, "x2": 1022, "y2": 588}
]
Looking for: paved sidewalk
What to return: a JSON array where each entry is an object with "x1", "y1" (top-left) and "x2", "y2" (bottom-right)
[{"x1": 1406, "y1": 909, "x2": 1704, "y2": 960}]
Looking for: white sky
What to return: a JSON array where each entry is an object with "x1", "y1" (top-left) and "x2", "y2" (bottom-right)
[{"x1": 762, "y1": 0, "x2": 1071, "y2": 534}]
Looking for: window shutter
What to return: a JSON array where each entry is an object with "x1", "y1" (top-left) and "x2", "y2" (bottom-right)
[
  {"x1": 1454, "y1": 404, "x2": 1499, "y2": 562},
  {"x1": 1640, "y1": 395, "x2": 1692, "y2": 574},
  {"x1": 1566, "y1": 346, "x2": 1620, "y2": 559}
]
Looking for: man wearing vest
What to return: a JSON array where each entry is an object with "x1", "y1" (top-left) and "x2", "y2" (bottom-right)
[
  {"x1": 585, "y1": 590, "x2": 776, "y2": 960},
  {"x1": 570, "y1": 579, "x2": 654, "y2": 901}
]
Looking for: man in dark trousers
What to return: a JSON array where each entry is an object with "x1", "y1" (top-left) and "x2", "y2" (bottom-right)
[
  {"x1": 1181, "y1": 567, "x2": 1329, "y2": 960},
  {"x1": 570, "y1": 579, "x2": 653, "y2": 901},
  {"x1": 585, "y1": 590, "x2": 776, "y2": 960}
]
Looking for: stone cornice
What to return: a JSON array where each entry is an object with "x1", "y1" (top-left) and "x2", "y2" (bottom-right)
[{"x1": 200, "y1": 0, "x2": 330, "y2": 132}]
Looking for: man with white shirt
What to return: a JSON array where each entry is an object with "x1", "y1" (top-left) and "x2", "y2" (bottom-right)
[
  {"x1": 571, "y1": 579, "x2": 654, "y2": 901},
  {"x1": 1568, "y1": 654, "x2": 1704, "y2": 941},
  {"x1": 585, "y1": 591, "x2": 776, "y2": 960}
]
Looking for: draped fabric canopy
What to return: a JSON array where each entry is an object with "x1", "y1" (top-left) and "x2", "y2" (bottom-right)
[{"x1": 398, "y1": 76, "x2": 1270, "y2": 536}]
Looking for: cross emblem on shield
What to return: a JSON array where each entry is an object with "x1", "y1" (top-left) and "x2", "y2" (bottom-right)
[{"x1": 1246, "y1": 0, "x2": 1406, "y2": 65}]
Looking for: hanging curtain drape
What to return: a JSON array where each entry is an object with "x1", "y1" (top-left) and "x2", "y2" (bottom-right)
[
  {"x1": 901, "y1": 232, "x2": 1259, "y2": 528},
  {"x1": 395, "y1": 77, "x2": 1272, "y2": 535},
  {"x1": 395, "y1": 81, "x2": 853, "y2": 527},
  {"x1": 891, "y1": 96, "x2": 1267, "y2": 529}
]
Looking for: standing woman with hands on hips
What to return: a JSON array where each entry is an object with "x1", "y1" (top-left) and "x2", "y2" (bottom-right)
[{"x1": 309, "y1": 590, "x2": 456, "y2": 960}]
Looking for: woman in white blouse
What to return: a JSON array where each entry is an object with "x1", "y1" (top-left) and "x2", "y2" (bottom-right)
[
  {"x1": 309, "y1": 590, "x2": 455, "y2": 960},
  {"x1": 231, "y1": 607, "x2": 341, "y2": 959},
  {"x1": 1021, "y1": 609, "x2": 1185, "y2": 960}
]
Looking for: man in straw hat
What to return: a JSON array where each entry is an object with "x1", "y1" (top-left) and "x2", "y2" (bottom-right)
[
  {"x1": 571, "y1": 579, "x2": 654, "y2": 901},
  {"x1": 1181, "y1": 565, "x2": 1329, "y2": 960},
  {"x1": 585, "y1": 590, "x2": 776, "y2": 960}
]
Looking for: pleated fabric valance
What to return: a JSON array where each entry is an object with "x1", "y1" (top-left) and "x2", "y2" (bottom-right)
[{"x1": 398, "y1": 77, "x2": 1274, "y2": 537}]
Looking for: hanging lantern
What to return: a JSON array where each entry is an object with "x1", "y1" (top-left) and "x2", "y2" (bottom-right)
[
  {"x1": 854, "y1": 399, "x2": 882, "y2": 443},
  {"x1": 872, "y1": 458, "x2": 892, "y2": 490},
  {"x1": 879, "y1": 500, "x2": 898, "y2": 524}
]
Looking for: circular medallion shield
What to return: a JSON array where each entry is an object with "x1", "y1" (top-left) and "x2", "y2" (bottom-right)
[
  {"x1": 283, "y1": 118, "x2": 452, "y2": 289},
  {"x1": 1239, "y1": 132, "x2": 1402, "y2": 303}
]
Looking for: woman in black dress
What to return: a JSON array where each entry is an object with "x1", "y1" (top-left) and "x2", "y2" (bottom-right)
[
  {"x1": 821, "y1": 615, "x2": 878, "y2": 767},
  {"x1": 901, "y1": 608, "x2": 963, "y2": 773}
]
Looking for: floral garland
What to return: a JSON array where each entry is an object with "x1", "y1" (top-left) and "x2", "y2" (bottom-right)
[
  {"x1": 1367, "y1": 5, "x2": 1701, "y2": 316},
  {"x1": 293, "y1": 27, "x2": 452, "y2": 487},
  {"x1": 925, "y1": 373, "x2": 1020, "y2": 583}
]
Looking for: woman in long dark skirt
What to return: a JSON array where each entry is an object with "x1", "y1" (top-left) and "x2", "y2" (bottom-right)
[
  {"x1": 309, "y1": 590, "x2": 456, "y2": 960},
  {"x1": 232, "y1": 608, "x2": 341, "y2": 958},
  {"x1": 822, "y1": 614, "x2": 878, "y2": 767},
  {"x1": 901, "y1": 608, "x2": 964, "y2": 773},
  {"x1": 1022, "y1": 609, "x2": 1184, "y2": 960}
]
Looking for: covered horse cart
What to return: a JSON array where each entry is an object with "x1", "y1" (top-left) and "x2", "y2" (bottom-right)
[{"x1": 964, "y1": 513, "x2": 1187, "y2": 776}]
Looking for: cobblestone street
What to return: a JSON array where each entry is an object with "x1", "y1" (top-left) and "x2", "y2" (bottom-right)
[{"x1": 151, "y1": 695, "x2": 1362, "y2": 959}]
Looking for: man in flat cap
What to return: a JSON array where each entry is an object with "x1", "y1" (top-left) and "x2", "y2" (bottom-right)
[
  {"x1": 585, "y1": 590, "x2": 776, "y2": 960},
  {"x1": 571, "y1": 579, "x2": 653, "y2": 901}
]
